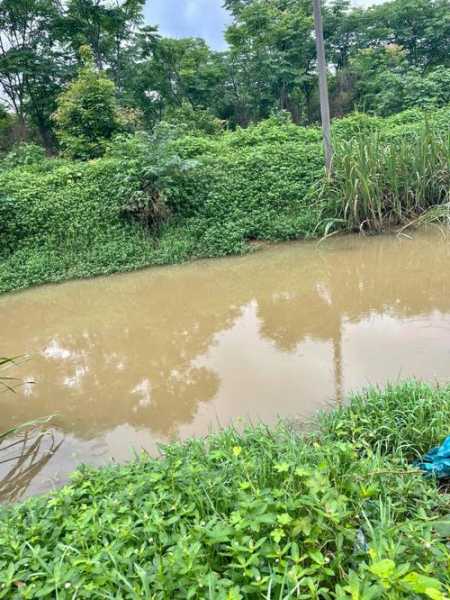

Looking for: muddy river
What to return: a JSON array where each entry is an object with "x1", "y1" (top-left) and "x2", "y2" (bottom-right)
[{"x1": 1, "y1": 230, "x2": 450, "y2": 502}]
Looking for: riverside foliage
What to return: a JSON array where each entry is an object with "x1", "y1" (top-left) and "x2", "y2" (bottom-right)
[
  {"x1": 0, "y1": 381, "x2": 449, "y2": 598},
  {"x1": 0, "y1": 106, "x2": 449, "y2": 295}
]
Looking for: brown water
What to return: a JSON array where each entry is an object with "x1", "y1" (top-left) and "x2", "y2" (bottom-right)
[{"x1": 1, "y1": 230, "x2": 450, "y2": 502}]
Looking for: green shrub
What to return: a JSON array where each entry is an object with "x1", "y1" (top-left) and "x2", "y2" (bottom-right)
[
  {"x1": 0, "y1": 143, "x2": 47, "y2": 170},
  {"x1": 53, "y1": 46, "x2": 124, "y2": 160},
  {"x1": 0, "y1": 159, "x2": 123, "y2": 247},
  {"x1": 0, "y1": 193, "x2": 22, "y2": 257},
  {"x1": 0, "y1": 382, "x2": 448, "y2": 598},
  {"x1": 106, "y1": 129, "x2": 197, "y2": 230},
  {"x1": 319, "y1": 380, "x2": 450, "y2": 458},
  {"x1": 331, "y1": 112, "x2": 384, "y2": 138},
  {"x1": 0, "y1": 107, "x2": 17, "y2": 155},
  {"x1": 222, "y1": 114, "x2": 322, "y2": 148},
  {"x1": 162, "y1": 102, "x2": 225, "y2": 136}
]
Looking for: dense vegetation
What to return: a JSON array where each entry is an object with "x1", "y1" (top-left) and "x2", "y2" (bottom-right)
[
  {"x1": 1, "y1": 104, "x2": 449, "y2": 294},
  {"x1": 0, "y1": 0, "x2": 449, "y2": 294},
  {"x1": 0, "y1": 0, "x2": 449, "y2": 150},
  {"x1": 0, "y1": 381, "x2": 448, "y2": 598}
]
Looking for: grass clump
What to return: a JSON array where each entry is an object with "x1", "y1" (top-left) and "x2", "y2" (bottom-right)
[
  {"x1": 324, "y1": 122, "x2": 450, "y2": 232},
  {"x1": 0, "y1": 381, "x2": 449, "y2": 598},
  {"x1": 320, "y1": 381, "x2": 450, "y2": 458}
]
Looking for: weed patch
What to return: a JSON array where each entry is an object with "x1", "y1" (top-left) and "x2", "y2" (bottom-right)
[{"x1": 0, "y1": 382, "x2": 449, "y2": 598}]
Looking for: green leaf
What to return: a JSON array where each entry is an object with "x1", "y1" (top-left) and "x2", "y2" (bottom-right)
[
  {"x1": 309, "y1": 550, "x2": 325, "y2": 565},
  {"x1": 274, "y1": 462, "x2": 290, "y2": 473},
  {"x1": 369, "y1": 559, "x2": 396, "y2": 580},
  {"x1": 277, "y1": 513, "x2": 292, "y2": 526},
  {"x1": 270, "y1": 528, "x2": 285, "y2": 544},
  {"x1": 401, "y1": 572, "x2": 442, "y2": 595},
  {"x1": 425, "y1": 590, "x2": 445, "y2": 600}
]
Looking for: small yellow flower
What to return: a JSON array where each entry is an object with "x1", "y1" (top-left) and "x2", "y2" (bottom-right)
[{"x1": 232, "y1": 446, "x2": 242, "y2": 457}]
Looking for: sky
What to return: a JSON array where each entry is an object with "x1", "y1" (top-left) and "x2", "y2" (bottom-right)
[
  {"x1": 144, "y1": 0, "x2": 385, "y2": 51},
  {"x1": 144, "y1": 0, "x2": 232, "y2": 50}
]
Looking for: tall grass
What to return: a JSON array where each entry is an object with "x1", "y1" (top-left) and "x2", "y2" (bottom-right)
[
  {"x1": 400, "y1": 201, "x2": 450, "y2": 233},
  {"x1": 0, "y1": 356, "x2": 20, "y2": 393},
  {"x1": 0, "y1": 357, "x2": 44, "y2": 441},
  {"x1": 325, "y1": 123, "x2": 450, "y2": 232},
  {"x1": 318, "y1": 380, "x2": 450, "y2": 458}
]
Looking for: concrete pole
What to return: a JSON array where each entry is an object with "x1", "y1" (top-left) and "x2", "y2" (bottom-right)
[{"x1": 313, "y1": 0, "x2": 333, "y2": 176}]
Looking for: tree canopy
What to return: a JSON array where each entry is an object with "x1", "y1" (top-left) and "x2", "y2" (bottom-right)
[{"x1": 0, "y1": 0, "x2": 449, "y2": 152}]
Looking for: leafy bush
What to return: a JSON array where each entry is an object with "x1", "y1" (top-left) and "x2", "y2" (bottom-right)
[
  {"x1": 162, "y1": 102, "x2": 225, "y2": 136},
  {"x1": 107, "y1": 129, "x2": 197, "y2": 230},
  {"x1": 0, "y1": 382, "x2": 449, "y2": 598},
  {"x1": 0, "y1": 105, "x2": 15, "y2": 154},
  {"x1": 222, "y1": 114, "x2": 322, "y2": 148},
  {"x1": 401, "y1": 67, "x2": 450, "y2": 111},
  {"x1": 0, "y1": 193, "x2": 22, "y2": 257},
  {"x1": 331, "y1": 112, "x2": 384, "y2": 138},
  {"x1": 0, "y1": 143, "x2": 47, "y2": 170},
  {"x1": 0, "y1": 159, "x2": 123, "y2": 248},
  {"x1": 53, "y1": 46, "x2": 125, "y2": 160},
  {"x1": 319, "y1": 380, "x2": 450, "y2": 458}
]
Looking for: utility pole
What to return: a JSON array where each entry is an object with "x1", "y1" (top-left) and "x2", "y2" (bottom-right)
[{"x1": 313, "y1": 0, "x2": 333, "y2": 176}]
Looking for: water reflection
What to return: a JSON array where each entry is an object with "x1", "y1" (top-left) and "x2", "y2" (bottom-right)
[
  {"x1": 0, "y1": 428, "x2": 63, "y2": 503},
  {"x1": 1, "y1": 230, "x2": 450, "y2": 501}
]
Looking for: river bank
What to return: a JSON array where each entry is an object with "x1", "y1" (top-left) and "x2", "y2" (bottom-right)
[
  {"x1": 0, "y1": 381, "x2": 449, "y2": 598},
  {"x1": 1, "y1": 106, "x2": 449, "y2": 295}
]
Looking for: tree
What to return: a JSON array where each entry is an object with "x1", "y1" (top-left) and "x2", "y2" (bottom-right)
[
  {"x1": 1, "y1": 0, "x2": 449, "y2": 147},
  {"x1": 346, "y1": 45, "x2": 450, "y2": 116},
  {"x1": 122, "y1": 36, "x2": 228, "y2": 128},
  {"x1": 347, "y1": 45, "x2": 407, "y2": 114},
  {"x1": 367, "y1": 0, "x2": 450, "y2": 68},
  {"x1": 62, "y1": 0, "x2": 145, "y2": 82},
  {"x1": 322, "y1": 0, "x2": 365, "y2": 70},
  {"x1": 0, "y1": 0, "x2": 65, "y2": 149},
  {"x1": 401, "y1": 66, "x2": 450, "y2": 110},
  {"x1": 224, "y1": 0, "x2": 316, "y2": 124},
  {"x1": 0, "y1": 103, "x2": 13, "y2": 152},
  {"x1": 53, "y1": 46, "x2": 124, "y2": 159}
]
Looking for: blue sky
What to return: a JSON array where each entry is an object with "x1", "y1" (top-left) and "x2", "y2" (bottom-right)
[{"x1": 144, "y1": 0, "x2": 232, "y2": 50}]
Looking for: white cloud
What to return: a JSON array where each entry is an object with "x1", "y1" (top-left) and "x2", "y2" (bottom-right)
[{"x1": 144, "y1": 0, "x2": 232, "y2": 50}]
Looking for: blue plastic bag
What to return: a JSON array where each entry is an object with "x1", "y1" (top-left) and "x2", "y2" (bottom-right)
[{"x1": 417, "y1": 435, "x2": 450, "y2": 478}]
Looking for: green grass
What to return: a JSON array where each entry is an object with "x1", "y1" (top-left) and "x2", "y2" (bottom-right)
[{"x1": 0, "y1": 381, "x2": 449, "y2": 598}]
